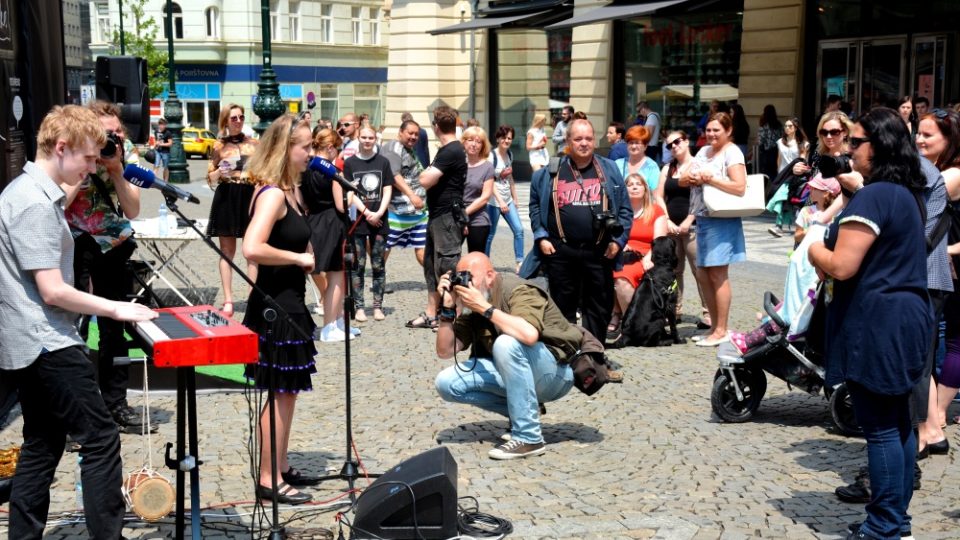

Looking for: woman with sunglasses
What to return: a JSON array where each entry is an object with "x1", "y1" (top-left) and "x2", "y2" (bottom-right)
[
  {"x1": 242, "y1": 114, "x2": 317, "y2": 505},
  {"x1": 916, "y1": 108, "x2": 960, "y2": 455},
  {"x1": 680, "y1": 112, "x2": 748, "y2": 347},
  {"x1": 792, "y1": 111, "x2": 853, "y2": 182},
  {"x1": 809, "y1": 108, "x2": 932, "y2": 540},
  {"x1": 659, "y1": 130, "x2": 706, "y2": 321},
  {"x1": 614, "y1": 126, "x2": 663, "y2": 206},
  {"x1": 206, "y1": 104, "x2": 259, "y2": 317}
]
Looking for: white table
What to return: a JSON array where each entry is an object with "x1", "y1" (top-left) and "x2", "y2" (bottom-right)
[{"x1": 130, "y1": 217, "x2": 211, "y2": 307}]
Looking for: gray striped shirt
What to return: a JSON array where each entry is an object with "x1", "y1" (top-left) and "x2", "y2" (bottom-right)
[{"x1": 0, "y1": 162, "x2": 84, "y2": 370}]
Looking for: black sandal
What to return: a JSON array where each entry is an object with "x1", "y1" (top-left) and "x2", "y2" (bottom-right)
[
  {"x1": 281, "y1": 466, "x2": 322, "y2": 486},
  {"x1": 257, "y1": 481, "x2": 312, "y2": 505},
  {"x1": 405, "y1": 312, "x2": 437, "y2": 329}
]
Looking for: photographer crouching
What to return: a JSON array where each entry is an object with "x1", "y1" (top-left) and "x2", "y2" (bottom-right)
[
  {"x1": 434, "y1": 252, "x2": 583, "y2": 460},
  {"x1": 808, "y1": 107, "x2": 934, "y2": 540}
]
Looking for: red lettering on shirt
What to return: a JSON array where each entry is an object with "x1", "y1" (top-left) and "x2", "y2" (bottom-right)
[{"x1": 556, "y1": 178, "x2": 603, "y2": 209}]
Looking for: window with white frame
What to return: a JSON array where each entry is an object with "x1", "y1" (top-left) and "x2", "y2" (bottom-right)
[
  {"x1": 205, "y1": 7, "x2": 220, "y2": 39},
  {"x1": 354, "y1": 84, "x2": 382, "y2": 127},
  {"x1": 319, "y1": 84, "x2": 339, "y2": 124},
  {"x1": 369, "y1": 8, "x2": 381, "y2": 46},
  {"x1": 96, "y1": 2, "x2": 111, "y2": 42},
  {"x1": 270, "y1": 0, "x2": 280, "y2": 41},
  {"x1": 320, "y1": 4, "x2": 333, "y2": 44},
  {"x1": 162, "y1": 3, "x2": 184, "y2": 39},
  {"x1": 351, "y1": 6, "x2": 363, "y2": 46},
  {"x1": 289, "y1": 1, "x2": 301, "y2": 42}
]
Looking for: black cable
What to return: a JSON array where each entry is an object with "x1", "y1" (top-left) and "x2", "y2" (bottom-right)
[{"x1": 457, "y1": 496, "x2": 513, "y2": 538}]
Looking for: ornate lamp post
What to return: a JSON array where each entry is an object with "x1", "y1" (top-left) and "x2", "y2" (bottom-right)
[
  {"x1": 164, "y1": 0, "x2": 189, "y2": 183},
  {"x1": 253, "y1": 0, "x2": 285, "y2": 135}
]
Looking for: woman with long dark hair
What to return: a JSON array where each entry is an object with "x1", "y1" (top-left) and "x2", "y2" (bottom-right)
[
  {"x1": 898, "y1": 95, "x2": 917, "y2": 134},
  {"x1": 809, "y1": 107, "x2": 932, "y2": 540},
  {"x1": 757, "y1": 104, "x2": 782, "y2": 180},
  {"x1": 730, "y1": 104, "x2": 750, "y2": 158}
]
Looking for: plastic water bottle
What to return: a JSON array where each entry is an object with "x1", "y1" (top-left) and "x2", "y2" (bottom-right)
[
  {"x1": 158, "y1": 202, "x2": 169, "y2": 237},
  {"x1": 74, "y1": 454, "x2": 83, "y2": 512}
]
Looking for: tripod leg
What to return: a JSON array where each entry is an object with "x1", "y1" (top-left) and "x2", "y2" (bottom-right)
[
  {"x1": 175, "y1": 368, "x2": 186, "y2": 540},
  {"x1": 187, "y1": 369, "x2": 202, "y2": 540}
]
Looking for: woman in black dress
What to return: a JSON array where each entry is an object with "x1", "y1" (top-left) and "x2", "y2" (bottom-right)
[
  {"x1": 242, "y1": 114, "x2": 316, "y2": 505},
  {"x1": 206, "y1": 104, "x2": 258, "y2": 316}
]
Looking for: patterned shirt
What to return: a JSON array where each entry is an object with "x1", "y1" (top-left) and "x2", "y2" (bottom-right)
[
  {"x1": 383, "y1": 140, "x2": 426, "y2": 216},
  {"x1": 0, "y1": 162, "x2": 85, "y2": 370},
  {"x1": 65, "y1": 164, "x2": 134, "y2": 253},
  {"x1": 206, "y1": 136, "x2": 258, "y2": 185}
]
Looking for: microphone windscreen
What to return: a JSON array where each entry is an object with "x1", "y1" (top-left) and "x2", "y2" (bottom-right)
[
  {"x1": 308, "y1": 157, "x2": 339, "y2": 177},
  {"x1": 123, "y1": 163, "x2": 156, "y2": 189}
]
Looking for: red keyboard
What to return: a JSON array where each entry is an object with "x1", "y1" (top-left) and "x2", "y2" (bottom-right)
[{"x1": 133, "y1": 306, "x2": 258, "y2": 368}]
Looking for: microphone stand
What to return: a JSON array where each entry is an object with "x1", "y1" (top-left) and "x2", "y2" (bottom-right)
[
  {"x1": 315, "y1": 189, "x2": 381, "y2": 501},
  {"x1": 162, "y1": 194, "x2": 313, "y2": 540}
]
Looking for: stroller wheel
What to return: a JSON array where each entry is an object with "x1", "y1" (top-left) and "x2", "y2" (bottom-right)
[
  {"x1": 829, "y1": 383, "x2": 863, "y2": 437},
  {"x1": 711, "y1": 368, "x2": 766, "y2": 423}
]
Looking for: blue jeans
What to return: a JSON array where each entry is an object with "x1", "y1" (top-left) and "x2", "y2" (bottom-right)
[
  {"x1": 848, "y1": 381, "x2": 915, "y2": 539},
  {"x1": 435, "y1": 335, "x2": 573, "y2": 444},
  {"x1": 485, "y1": 202, "x2": 525, "y2": 263}
]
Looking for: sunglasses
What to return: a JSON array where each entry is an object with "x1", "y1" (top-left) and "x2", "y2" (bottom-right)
[
  {"x1": 230, "y1": 114, "x2": 245, "y2": 121},
  {"x1": 819, "y1": 128, "x2": 844, "y2": 138},
  {"x1": 665, "y1": 137, "x2": 686, "y2": 149},
  {"x1": 340, "y1": 122, "x2": 355, "y2": 127},
  {"x1": 289, "y1": 111, "x2": 309, "y2": 137},
  {"x1": 849, "y1": 136, "x2": 870, "y2": 150}
]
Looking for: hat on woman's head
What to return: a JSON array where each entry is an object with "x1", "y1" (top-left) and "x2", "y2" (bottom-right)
[{"x1": 808, "y1": 173, "x2": 840, "y2": 195}]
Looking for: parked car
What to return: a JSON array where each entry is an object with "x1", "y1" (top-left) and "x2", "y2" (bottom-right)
[{"x1": 181, "y1": 127, "x2": 216, "y2": 159}]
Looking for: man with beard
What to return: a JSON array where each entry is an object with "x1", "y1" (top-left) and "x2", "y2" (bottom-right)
[{"x1": 434, "y1": 252, "x2": 580, "y2": 460}]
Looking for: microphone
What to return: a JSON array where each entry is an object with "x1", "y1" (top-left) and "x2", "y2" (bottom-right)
[
  {"x1": 122, "y1": 164, "x2": 200, "y2": 204},
  {"x1": 308, "y1": 157, "x2": 364, "y2": 200}
]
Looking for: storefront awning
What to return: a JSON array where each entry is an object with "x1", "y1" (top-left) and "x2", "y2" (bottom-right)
[
  {"x1": 545, "y1": 0, "x2": 688, "y2": 30},
  {"x1": 428, "y1": 10, "x2": 550, "y2": 35},
  {"x1": 645, "y1": 84, "x2": 739, "y2": 101}
]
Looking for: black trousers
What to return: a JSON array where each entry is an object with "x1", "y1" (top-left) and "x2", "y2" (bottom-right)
[
  {"x1": 465, "y1": 224, "x2": 490, "y2": 254},
  {"x1": 543, "y1": 240, "x2": 615, "y2": 342},
  {"x1": 911, "y1": 289, "x2": 948, "y2": 426},
  {"x1": 7, "y1": 346, "x2": 124, "y2": 540},
  {"x1": 74, "y1": 235, "x2": 136, "y2": 411}
]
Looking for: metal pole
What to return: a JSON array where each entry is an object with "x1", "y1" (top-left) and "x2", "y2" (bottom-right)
[
  {"x1": 164, "y1": 0, "x2": 189, "y2": 183},
  {"x1": 468, "y1": 0, "x2": 478, "y2": 120},
  {"x1": 253, "y1": 0, "x2": 285, "y2": 135},
  {"x1": 118, "y1": 0, "x2": 126, "y2": 55}
]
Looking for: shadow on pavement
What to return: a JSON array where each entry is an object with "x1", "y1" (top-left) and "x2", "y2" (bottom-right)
[{"x1": 435, "y1": 420, "x2": 603, "y2": 446}]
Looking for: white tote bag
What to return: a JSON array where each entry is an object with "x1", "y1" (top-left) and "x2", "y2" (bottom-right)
[{"x1": 703, "y1": 174, "x2": 766, "y2": 218}]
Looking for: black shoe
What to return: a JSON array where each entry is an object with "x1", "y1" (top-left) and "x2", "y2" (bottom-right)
[
  {"x1": 928, "y1": 438, "x2": 949, "y2": 455},
  {"x1": 696, "y1": 319, "x2": 711, "y2": 330},
  {"x1": 538, "y1": 402, "x2": 547, "y2": 416},
  {"x1": 111, "y1": 404, "x2": 158, "y2": 433},
  {"x1": 281, "y1": 467, "x2": 322, "y2": 487},
  {"x1": 847, "y1": 522, "x2": 913, "y2": 539},
  {"x1": 836, "y1": 467, "x2": 871, "y2": 504},
  {"x1": 257, "y1": 482, "x2": 312, "y2": 505},
  {"x1": 917, "y1": 445, "x2": 929, "y2": 461}
]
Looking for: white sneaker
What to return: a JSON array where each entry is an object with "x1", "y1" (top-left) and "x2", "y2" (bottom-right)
[
  {"x1": 320, "y1": 323, "x2": 346, "y2": 343},
  {"x1": 336, "y1": 318, "x2": 361, "y2": 337}
]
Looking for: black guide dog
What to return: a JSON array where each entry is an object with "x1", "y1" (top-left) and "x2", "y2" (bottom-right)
[{"x1": 612, "y1": 236, "x2": 685, "y2": 347}]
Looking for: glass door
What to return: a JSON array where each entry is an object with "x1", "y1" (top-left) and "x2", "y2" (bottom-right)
[
  {"x1": 859, "y1": 38, "x2": 907, "y2": 112},
  {"x1": 912, "y1": 35, "x2": 948, "y2": 107},
  {"x1": 817, "y1": 41, "x2": 858, "y2": 114}
]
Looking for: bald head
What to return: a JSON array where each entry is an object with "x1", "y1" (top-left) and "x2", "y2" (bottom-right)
[{"x1": 457, "y1": 252, "x2": 494, "y2": 275}]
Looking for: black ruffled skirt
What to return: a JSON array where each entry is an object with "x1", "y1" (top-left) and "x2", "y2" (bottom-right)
[
  {"x1": 243, "y1": 312, "x2": 318, "y2": 393},
  {"x1": 207, "y1": 182, "x2": 254, "y2": 238}
]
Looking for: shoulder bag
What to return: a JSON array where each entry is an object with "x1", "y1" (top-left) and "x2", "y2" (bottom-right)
[{"x1": 703, "y1": 173, "x2": 766, "y2": 218}]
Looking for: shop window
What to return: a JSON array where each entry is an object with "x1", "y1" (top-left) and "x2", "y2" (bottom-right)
[
  {"x1": 320, "y1": 4, "x2": 333, "y2": 44},
  {"x1": 319, "y1": 84, "x2": 338, "y2": 122},
  {"x1": 162, "y1": 2, "x2": 184, "y2": 40},
  {"x1": 354, "y1": 84, "x2": 382, "y2": 127},
  {"x1": 205, "y1": 7, "x2": 220, "y2": 39}
]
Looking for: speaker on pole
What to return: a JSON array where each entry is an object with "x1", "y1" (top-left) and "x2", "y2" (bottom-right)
[
  {"x1": 95, "y1": 56, "x2": 150, "y2": 144},
  {"x1": 352, "y1": 447, "x2": 458, "y2": 539}
]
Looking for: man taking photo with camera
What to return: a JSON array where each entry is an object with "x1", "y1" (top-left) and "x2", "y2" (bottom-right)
[
  {"x1": 64, "y1": 100, "x2": 150, "y2": 434},
  {"x1": 527, "y1": 118, "x2": 632, "y2": 342},
  {"x1": 434, "y1": 252, "x2": 580, "y2": 460}
]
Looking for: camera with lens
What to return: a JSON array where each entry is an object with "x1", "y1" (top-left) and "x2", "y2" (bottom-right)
[
  {"x1": 592, "y1": 210, "x2": 624, "y2": 242},
  {"x1": 448, "y1": 270, "x2": 473, "y2": 288},
  {"x1": 100, "y1": 130, "x2": 123, "y2": 159},
  {"x1": 818, "y1": 154, "x2": 853, "y2": 178}
]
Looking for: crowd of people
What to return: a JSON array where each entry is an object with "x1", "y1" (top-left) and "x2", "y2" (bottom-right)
[{"x1": 4, "y1": 90, "x2": 960, "y2": 539}]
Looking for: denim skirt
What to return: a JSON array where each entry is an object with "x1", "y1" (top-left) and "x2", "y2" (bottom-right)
[{"x1": 696, "y1": 215, "x2": 746, "y2": 267}]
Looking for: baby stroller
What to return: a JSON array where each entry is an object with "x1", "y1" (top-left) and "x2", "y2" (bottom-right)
[{"x1": 709, "y1": 289, "x2": 862, "y2": 436}]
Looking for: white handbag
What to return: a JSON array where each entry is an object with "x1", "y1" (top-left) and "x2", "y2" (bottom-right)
[{"x1": 703, "y1": 174, "x2": 766, "y2": 218}]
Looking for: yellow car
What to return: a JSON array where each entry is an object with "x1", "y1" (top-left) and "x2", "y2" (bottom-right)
[{"x1": 181, "y1": 127, "x2": 216, "y2": 159}]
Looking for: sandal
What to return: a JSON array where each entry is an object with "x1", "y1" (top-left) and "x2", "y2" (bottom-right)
[
  {"x1": 405, "y1": 312, "x2": 437, "y2": 329},
  {"x1": 281, "y1": 466, "x2": 322, "y2": 487},
  {"x1": 221, "y1": 302, "x2": 234, "y2": 317}
]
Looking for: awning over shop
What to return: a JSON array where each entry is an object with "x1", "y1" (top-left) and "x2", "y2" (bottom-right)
[
  {"x1": 644, "y1": 84, "x2": 739, "y2": 101},
  {"x1": 545, "y1": 0, "x2": 688, "y2": 30},
  {"x1": 428, "y1": 10, "x2": 550, "y2": 35}
]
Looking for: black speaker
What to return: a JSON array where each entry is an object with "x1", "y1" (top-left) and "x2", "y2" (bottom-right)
[
  {"x1": 95, "y1": 56, "x2": 150, "y2": 144},
  {"x1": 352, "y1": 447, "x2": 458, "y2": 539}
]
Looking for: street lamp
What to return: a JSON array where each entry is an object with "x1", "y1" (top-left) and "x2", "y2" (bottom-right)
[
  {"x1": 164, "y1": 0, "x2": 189, "y2": 183},
  {"x1": 253, "y1": 0, "x2": 285, "y2": 135}
]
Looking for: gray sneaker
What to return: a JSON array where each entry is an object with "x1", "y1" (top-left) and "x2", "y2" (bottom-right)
[{"x1": 488, "y1": 439, "x2": 546, "y2": 460}]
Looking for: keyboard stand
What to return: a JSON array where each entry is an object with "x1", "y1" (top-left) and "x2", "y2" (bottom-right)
[{"x1": 164, "y1": 367, "x2": 202, "y2": 540}]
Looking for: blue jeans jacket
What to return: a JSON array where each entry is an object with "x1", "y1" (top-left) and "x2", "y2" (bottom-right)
[{"x1": 520, "y1": 155, "x2": 632, "y2": 277}]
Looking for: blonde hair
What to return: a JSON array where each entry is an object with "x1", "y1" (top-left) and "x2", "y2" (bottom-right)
[
  {"x1": 246, "y1": 114, "x2": 310, "y2": 190},
  {"x1": 531, "y1": 113, "x2": 546, "y2": 130},
  {"x1": 816, "y1": 111, "x2": 854, "y2": 155},
  {"x1": 625, "y1": 173, "x2": 654, "y2": 223},
  {"x1": 218, "y1": 103, "x2": 245, "y2": 136},
  {"x1": 37, "y1": 105, "x2": 107, "y2": 159},
  {"x1": 312, "y1": 127, "x2": 342, "y2": 151},
  {"x1": 461, "y1": 126, "x2": 492, "y2": 159}
]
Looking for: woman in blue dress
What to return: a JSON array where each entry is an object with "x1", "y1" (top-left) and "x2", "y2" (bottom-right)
[{"x1": 809, "y1": 107, "x2": 932, "y2": 540}]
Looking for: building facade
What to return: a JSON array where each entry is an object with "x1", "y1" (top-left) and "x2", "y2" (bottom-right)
[
  {"x1": 385, "y1": 0, "x2": 960, "y2": 174},
  {"x1": 88, "y1": 0, "x2": 390, "y2": 132}
]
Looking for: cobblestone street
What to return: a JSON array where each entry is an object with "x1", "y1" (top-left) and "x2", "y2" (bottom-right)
[{"x1": 2, "y1": 164, "x2": 959, "y2": 539}]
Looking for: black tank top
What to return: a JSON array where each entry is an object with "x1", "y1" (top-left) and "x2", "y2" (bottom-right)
[{"x1": 662, "y1": 174, "x2": 692, "y2": 225}]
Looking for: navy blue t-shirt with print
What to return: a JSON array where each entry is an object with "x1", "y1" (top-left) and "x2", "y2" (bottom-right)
[{"x1": 823, "y1": 181, "x2": 932, "y2": 395}]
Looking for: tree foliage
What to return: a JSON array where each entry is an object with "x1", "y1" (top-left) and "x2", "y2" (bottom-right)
[{"x1": 108, "y1": 0, "x2": 170, "y2": 98}]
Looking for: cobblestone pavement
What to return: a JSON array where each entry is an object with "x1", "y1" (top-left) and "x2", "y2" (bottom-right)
[{"x1": 2, "y1": 161, "x2": 959, "y2": 539}]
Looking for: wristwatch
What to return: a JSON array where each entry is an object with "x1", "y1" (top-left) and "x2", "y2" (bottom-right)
[{"x1": 482, "y1": 306, "x2": 496, "y2": 320}]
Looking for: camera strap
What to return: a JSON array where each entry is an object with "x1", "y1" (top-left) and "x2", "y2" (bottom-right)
[
  {"x1": 551, "y1": 156, "x2": 609, "y2": 244},
  {"x1": 89, "y1": 173, "x2": 123, "y2": 218}
]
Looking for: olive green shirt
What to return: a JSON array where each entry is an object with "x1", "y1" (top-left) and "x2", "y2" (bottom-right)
[{"x1": 452, "y1": 273, "x2": 582, "y2": 362}]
